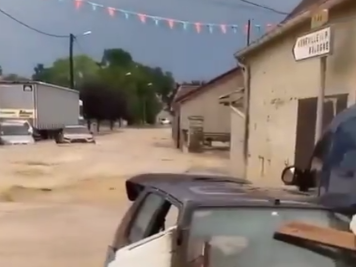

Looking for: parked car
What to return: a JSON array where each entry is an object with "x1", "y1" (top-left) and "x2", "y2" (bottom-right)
[
  {"x1": 3, "y1": 119, "x2": 41, "y2": 141},
  {"x1": 104, "y1": 173, "x2": 354, "y2": 267},
  {"x1": 0, "y1": 121, "x2": 35, "y2": 145},
  {"x1": 55, "y1": 125, "x2": 95, "y2": 144},
  {"x1": 159, "y1": 118, "x2": 171, "y2": 125},
  {"x1": 282, "y1": 103, "x2": 356, "y2": 212}
]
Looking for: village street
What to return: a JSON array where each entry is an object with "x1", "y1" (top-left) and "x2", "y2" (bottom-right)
[{"x1": 0, "y1": 128, "x2": 228, "y2": 267}]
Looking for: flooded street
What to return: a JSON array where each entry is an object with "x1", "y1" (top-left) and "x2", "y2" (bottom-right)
[{"x1": 0, "y1": 128, "x2": 228, "y2": 267}]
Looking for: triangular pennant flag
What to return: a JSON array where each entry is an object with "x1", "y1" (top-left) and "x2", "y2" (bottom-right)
[
  {"x1": 90, "y1": 3, "x2": 97, "y2": 11},
  {"x1": 220, "y1": 24, "x2": 226, "y2": 34},
  {"x1": 138, "y1": 14, "x2": 146, "y2": 23},
  {"x1": 75, "y1": 0, "x2": 82, "y2": 9},
  {"x1": 266, "y1": 23, "x2": 273, "y2": 31},
  {"x1": 168, "y1": 19, "x2": 174, "y2": 29},
  {"x1": 231, "y1": 25, "x2": 238, "y2": 33},
  {"x1": 107, "y1": 7, "x2": 115, "y2": 17},
  {"x1": 195, "y1": 22, "x2": 201, "y2": 33},
  {"x1": 182, "y1": 22, "x2": 188, "y2": 30},
  {"x1": 124, "y1": 12, "x2": 129, "y2": 19},
  {"x1": 208, "y1": 25, "x2": 213, "y2": 33},
  {"x1": 154, "y1": 18, "x2": 159, "y2": 25},
  {"x1": 255, "y1": 24, "x2": 261, "y2": 32},
  {"x1": 244, "y1": 24, "x2": 250, "y2": 34}
]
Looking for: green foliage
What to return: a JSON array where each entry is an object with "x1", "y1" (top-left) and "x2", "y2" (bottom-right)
[
  {"x1": 32, "y1": 55, "x2": 100, "y2": 88},
  {"x1": 2, "y1": 73, "x2": 30, "y2": 81},
  {"x1": 32, "y1": 48, "x2": 175, "y2": 125}
]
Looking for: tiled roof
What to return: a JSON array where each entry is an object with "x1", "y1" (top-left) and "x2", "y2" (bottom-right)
[
  {"x1": 173, "y1": 84, "x2": 200, "y2": 103},
  {"x1": 174, "y1": 67, "x2": 241, "y2": 103}
]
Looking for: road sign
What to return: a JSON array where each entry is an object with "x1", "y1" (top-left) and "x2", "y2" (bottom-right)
[
  {"x1": 311, "y1": 9, "x2": 329, "y2": 29},
  {"x1": 293, "y1": 27, "x2": 331, "y2": 61}
]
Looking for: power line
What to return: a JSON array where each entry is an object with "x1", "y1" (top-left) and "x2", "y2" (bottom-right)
[
  {"x1": 238, "y1": 0, "x2": 289, "y2": 15},
  {"x1": 0, "y1": 7, "x2": 68, "y2": 38}
]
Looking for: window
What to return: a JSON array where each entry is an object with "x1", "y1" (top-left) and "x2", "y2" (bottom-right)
[
  {"x1": 127, "y1": 193, "x2": 178, "y2": 244},
  {"x1": 128, "y1": 194, "x2": 165, "y2": 243},
  {"x1": 187, "y1": 208, "x2": 353, "y2": 267}
]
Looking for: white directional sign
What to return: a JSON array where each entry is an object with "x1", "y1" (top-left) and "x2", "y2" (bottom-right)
[{"x1": 293, "y1": 27, "x2": 332, "y2": 61}]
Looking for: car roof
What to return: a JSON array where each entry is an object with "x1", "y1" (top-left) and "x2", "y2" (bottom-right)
[
  {"x1": 325, "y1": 103, "x2": 356, "y2": 133},
  {"x1": 125, "y1": 173, "x2": 324, "y2": 208}
]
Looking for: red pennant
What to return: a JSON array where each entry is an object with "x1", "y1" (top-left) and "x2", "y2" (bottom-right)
[
  {"x1": 75, "y1": 0, "x2": 82, "y2": 9},
  {"x1": 220, "y1": 24, "x2": 226, "y2": 34},
  {"x1": 195, "y1": 22, "x2": 201, "y2": 33},
  {"x1": 244, "y1": 24, "x2": 250, "y2": 34},
  {"x1": 266, "y1": 23, "x2": 274, "y2": 31},
  {"x1": 107, "y1": 7, "x2": 115, "y2": 17},
  {"x1": 168, "y1": 19, "x2": 174, "y2": 29},
  {"x1": 138, "y1": 14, "x2": 146, "y2": 23}
]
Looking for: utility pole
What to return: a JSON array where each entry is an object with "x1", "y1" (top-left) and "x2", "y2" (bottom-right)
[
  {"x1": 246, "y1": 19, "x2": 251, "y2": 46},
  {"x1": 312, "y1": 9, "x2": 329, "y2": 142},
  {"x1": 69, "y1": 33, "x2": 75, "y2": 89}
]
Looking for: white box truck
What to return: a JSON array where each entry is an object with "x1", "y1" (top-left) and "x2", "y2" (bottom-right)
[{"x1": 0, "y1": 81, "x2": 80, "y2": 139}]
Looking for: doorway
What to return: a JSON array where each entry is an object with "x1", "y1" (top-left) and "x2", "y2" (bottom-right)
[{"x1": 294, "y1": 94, "x2": 348, "y2": 169}]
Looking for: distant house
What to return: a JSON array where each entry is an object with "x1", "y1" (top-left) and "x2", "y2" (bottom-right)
[{"x1": 172, "y1": 67, "x2": 244, "y2": 151}]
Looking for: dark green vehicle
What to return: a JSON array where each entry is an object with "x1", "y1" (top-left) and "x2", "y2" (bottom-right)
[
  {"x1": 282, "y1": 103, "x2": 356, "y2": 213},
  {"x1": 104, "y1": 173, "x2": 355, "y2": 267}
]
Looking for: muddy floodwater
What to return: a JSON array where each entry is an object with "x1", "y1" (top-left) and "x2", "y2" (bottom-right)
[{"x1": 0, "y1": 128, "x2": 229, "y2": 267}]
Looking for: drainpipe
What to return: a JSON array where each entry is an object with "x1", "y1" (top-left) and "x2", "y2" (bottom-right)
[{"x1": 236, "y1": 58, "x2": 250, "y2": 178}]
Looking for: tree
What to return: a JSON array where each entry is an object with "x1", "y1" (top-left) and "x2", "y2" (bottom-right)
[
  {"x1": 101, "y1": 48, "x2": 133, "y2": 68},
  {"x1": 32, "y1": 47, "x2": 176, "y2": 126},
  {"x1": 0, "y1": 65, "x2": 2, "y2": 76},
  {"x1": 32, "y1": 63, "x2": 52, "y2": 82},
  {"x1": 2, "y1": 74, "x2": 30, "y2": 81},
  {"x1": 33, "y1": 55, "x2": 100, "y2": 88}
]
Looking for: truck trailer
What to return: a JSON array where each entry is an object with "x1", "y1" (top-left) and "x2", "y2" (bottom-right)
[{"x1": 0, "y1": 81, "x2": 80, "y2": 139}]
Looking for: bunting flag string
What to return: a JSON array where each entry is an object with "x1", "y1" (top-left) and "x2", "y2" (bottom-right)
[{"x1": 57, "y1": 0, "x2": 276, "y2": 34}]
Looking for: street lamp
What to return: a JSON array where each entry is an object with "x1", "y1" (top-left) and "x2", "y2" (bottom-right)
[{"x1": 69, "y1": 31, "x2": 92, "y2": 89}]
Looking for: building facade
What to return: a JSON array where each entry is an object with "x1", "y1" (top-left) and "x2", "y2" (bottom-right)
[
  {"x1": 235, "y1": 0, "x2": 356, "y2": 184},
  {"x1": 178, "y1": 68, "x2": 243, "y2": 135}
]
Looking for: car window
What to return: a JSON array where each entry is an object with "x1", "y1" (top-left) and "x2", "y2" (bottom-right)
[
  {"x1": 187, "y1": 208, "x2": 353, "y2": 267},
  {"x1": 127, "y1": 193, "x2": 178, "y2": 244}
]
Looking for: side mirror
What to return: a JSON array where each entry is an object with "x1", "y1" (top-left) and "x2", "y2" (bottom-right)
[
  {"x1": 281, "y1": 165, "x2": 316, "y2": 192},
  {"x1": 281, "y1": 166, "x2": 299, "y2": 185}
]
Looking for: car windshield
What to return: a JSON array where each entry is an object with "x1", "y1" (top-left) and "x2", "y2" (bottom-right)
[
  {"x1": 0, "y1": 125, "x2": 30, "y2": 136},
  {"x1": 187, "y1": 207, "x2": 354, "y2": 267},
  {"x1": 64, "y1": 127, "x2": 89, "y2": 134}
]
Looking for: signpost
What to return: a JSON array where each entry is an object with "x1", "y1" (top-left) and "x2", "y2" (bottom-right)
[
  {"x1": 292, "y1": 27, "x2": 331, "y2": 61},
  {"x1": 293, "y1": 9, "x2": 331, "y2": 142}
]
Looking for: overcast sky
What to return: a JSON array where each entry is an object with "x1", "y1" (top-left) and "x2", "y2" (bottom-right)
[{"x1": 0, "y1": 0, "x2": 300, "y2": 81}]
